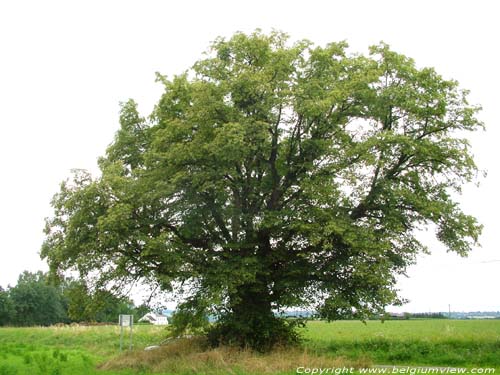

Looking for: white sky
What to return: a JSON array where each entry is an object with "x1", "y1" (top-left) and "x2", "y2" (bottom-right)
[{"x1": 0, "y1": 0, "x2": 498, "y2": 312}]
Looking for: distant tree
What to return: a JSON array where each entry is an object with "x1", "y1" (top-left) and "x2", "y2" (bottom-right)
[
  {"x1": 91, "y1": 290, "x2": 135, "y2": 323},
  {"x1": 63, "y1": 278, "x2": 135, "y2": 322},
  {"x1": 0, "y1": 286, "x2": 15, "y2": 326},
  {"x1": 9, "y1": 271, "x2": 68, "y2": 326},
  {"x1": 62, "y1": 279, "x2": 94, "y2": 322},
  {"x1": 410, "y1": 312, "x2": 448, "y2": 319},
  {"x1": 42, "y1": 31, "x2": 483, "y2": 350}
]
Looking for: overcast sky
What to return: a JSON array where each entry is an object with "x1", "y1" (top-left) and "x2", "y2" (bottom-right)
[{"x1": 0, "y1": 0, "x2": 498, "y2": 312}]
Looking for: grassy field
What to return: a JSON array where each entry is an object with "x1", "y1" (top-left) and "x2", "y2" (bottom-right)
[
  {"x1": 304, "y1": 320, "x2": 500, "y2": 367},
  {"x1": 0, "y1": 320, "x2": 498, "y2": 375},
  {"x1": 0, "y1": 324, "x2": 166, "y2": 375}
]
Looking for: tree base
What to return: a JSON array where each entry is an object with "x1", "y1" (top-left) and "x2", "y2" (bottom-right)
[{"x1": 206, "y1": 312, "x2": 304, "y2": 352}]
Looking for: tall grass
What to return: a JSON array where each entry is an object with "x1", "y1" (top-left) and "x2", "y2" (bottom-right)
[{"x1": 101, "y1": 336, "x2": 370, "y2": 374}]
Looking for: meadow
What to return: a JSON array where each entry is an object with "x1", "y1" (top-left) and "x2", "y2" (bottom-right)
[{"x1": 0, "y1": 320, "x2": 498, "y2": 375}]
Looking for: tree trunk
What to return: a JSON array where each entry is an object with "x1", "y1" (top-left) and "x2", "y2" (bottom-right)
[{"x1": 207, "y1": 282, "x2": 300, "y2": 351}]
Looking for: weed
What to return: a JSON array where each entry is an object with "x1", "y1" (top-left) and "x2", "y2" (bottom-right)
[{"x1": 23, "y1": 353, "x2": 32, "y2": 364}]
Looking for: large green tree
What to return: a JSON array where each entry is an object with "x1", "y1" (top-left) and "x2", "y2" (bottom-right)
[{"x1": 42, "y1": 31, "x2": 482, "y2": 350}]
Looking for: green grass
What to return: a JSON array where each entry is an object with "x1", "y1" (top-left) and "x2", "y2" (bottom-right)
[
  {"x1": 303, "y1": 320, "x2": 500, "y2": 367},
  {"x1": 0, "y1": 320, "x2": 498, "y2": 374},
  {"x1": 0, "y1": 325, "x2": 167, "y2": 375}
]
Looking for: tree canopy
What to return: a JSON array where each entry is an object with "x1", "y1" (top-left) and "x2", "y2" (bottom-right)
[{"x1": 42, "y1": 31, "x2": 482, "y2": 350}]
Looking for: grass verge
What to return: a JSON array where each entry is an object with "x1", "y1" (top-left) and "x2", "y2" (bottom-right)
[{"x1": 100, "y1": 336, "x2": 371, "y2": 374}]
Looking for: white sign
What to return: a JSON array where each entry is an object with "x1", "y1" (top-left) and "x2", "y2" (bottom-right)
[
  {"x1": 119, "y1": 314, "x2": 133, "y2": 327},
  {"x1": 119, "y1": 314, "x2": 134, "y2": 351}
]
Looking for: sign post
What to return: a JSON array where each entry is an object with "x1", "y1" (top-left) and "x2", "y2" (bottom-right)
[{"x1": 119, "y1": 314, "x2": 134, "y2": 351}]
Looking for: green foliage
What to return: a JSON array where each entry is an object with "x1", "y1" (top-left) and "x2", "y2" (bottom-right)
[
  {"x1": 0, "y1": 287, "x2": 15, "y2": 326},
  {"x1": 42, "y1": 31, "x2": 483, "y2": 350},
  {"x1": 169, "y1": 300, "x2": 210, "y2": 337},
  {"x1": 62, "y1": 279, "x2": 136, "y2": 323},
  {"x1": 61, "y1": 279, "x2": 91, "y2": 322},
  {"x1": 8, "y1": 271, "x2": 68, "y2": 326},
  {"x1": 88, "y1": 291, "x2": 135, "y2": 323}
]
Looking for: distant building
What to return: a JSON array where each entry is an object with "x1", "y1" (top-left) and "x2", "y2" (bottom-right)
[{"x1": 139, "y1": 312, "x2": 169, "y2": 325}]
